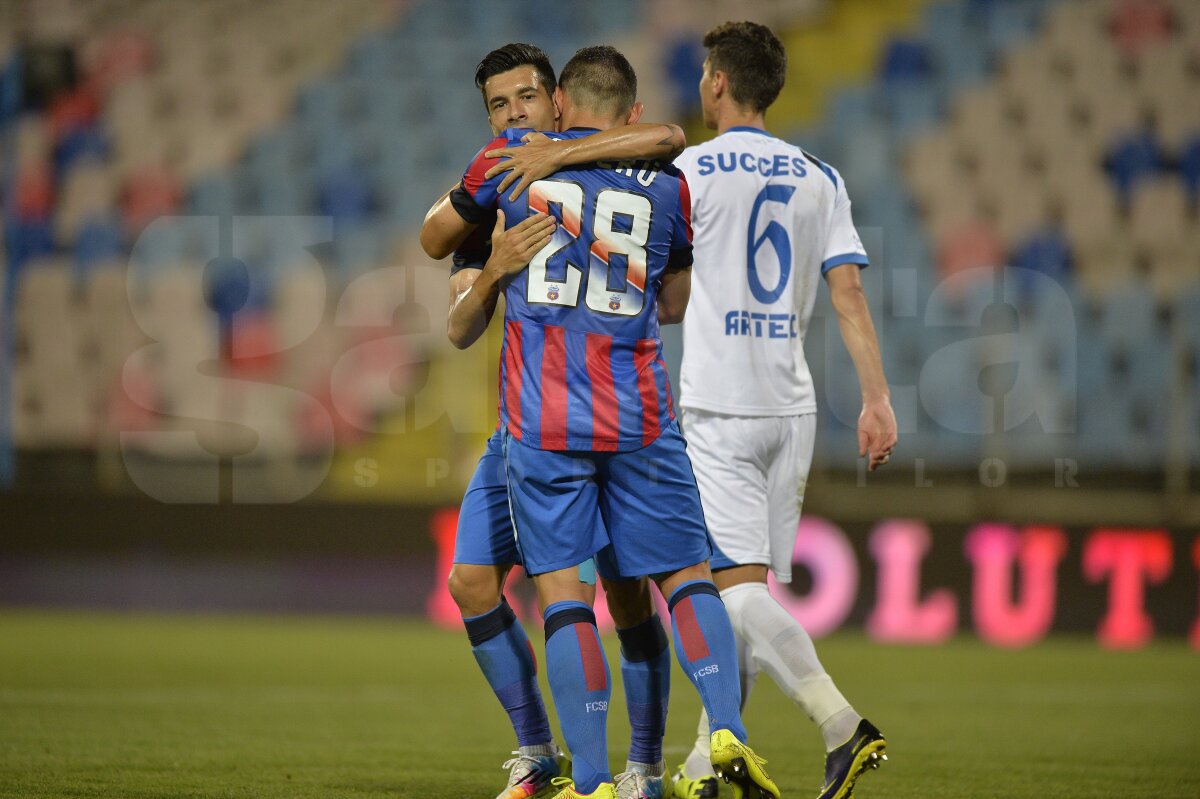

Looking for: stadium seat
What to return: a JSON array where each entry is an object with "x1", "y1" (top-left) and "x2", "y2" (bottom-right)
[
  {"x1": 1179, "y1": 135, "x2": 1200, "y2": 199},
  {"x1": 952, "y1": 84, "x2": 1015, "y2": 145},
  {"x1": 74, "y1": 216, "x2": 124, "y2": 272},
  {"x1": 1080, "y1": 87, "x2": 1143, "y2": 152},
  {"x1": 1011, "y1": 226, "x2": 1073, "y2": 293},
  {"x1": 12, "y1": 162, "x2": 55, "y2": 225},
  {"x1": 879, "y1": 36, "x2": 934, "y2": 84},
  {"x1": 6, "y1": 219, "x2": 57, "y2": 270},
  {"x1": 1104, "y1": 130, "x2": 1162, "y2": 200},
  {"x1": 1110, "y1": 0, "x2": 1177, "y2": 58},
  {"x1": 121, "y1": 164, "x2": 183, "y2": 236},
  {"x1": 881, "y1": 80, "x2": 942, "y2": 139},
  {"x1": 188, "y1": 173, "x2": 239, "y2": 218},
  {"x1": 53, "y1": 160, "x2": 116, "y2": 245},
  {"x1": 318, "y1": 170, "x2": 374, "y2": 225},
  {"x1": 53, "y1": 124, "x2": 110, "y2": 174},
  {"x1": 1128, "y1": 177, "x2": 1190, "y2": 254}
]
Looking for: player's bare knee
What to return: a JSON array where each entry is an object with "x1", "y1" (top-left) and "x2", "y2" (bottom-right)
[
  {"x1": 447, "y1": 565, "x2": 504, "y2": 616},
  {"x1": 603, "y1": 578, "x2": 654, "y2": 628}
]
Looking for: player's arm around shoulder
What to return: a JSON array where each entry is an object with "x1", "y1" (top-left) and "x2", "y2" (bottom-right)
[
  {"x1": 421, "y1": 135, "x2": 512, "y2": 259},
  {"x1": 421, "y1": 188, "x2": 472, "y2": 260},
  {"x1": 483, "y1": 123, "x2": 687, "y2": 200},
  {"x1": 826, "y1": 264, "x2": 897, "y2": 470}
]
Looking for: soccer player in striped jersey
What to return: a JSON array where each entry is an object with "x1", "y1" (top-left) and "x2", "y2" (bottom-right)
[
  {"x1": 425, "y1": 45, "x2": 780, "y2": 799},
  {"x1": 480, "y1": 23, "x2": 899, "y2": 799},
  {"x1": 422, "y1": 44, "x2": 685, "y2": 799}
]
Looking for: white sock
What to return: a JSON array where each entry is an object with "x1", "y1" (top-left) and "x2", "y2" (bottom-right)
[
  {"x1": 721, "y1": 582, "x2": 861, "y2": 752},
  {"x1": 683, "y1": 623, "x2": 759, "y2": 779},
  {"x1": 519, "y1": 743, "x2": 558, "y2": 758}
]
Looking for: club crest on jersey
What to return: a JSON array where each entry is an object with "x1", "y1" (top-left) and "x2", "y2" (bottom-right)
[
  {"x1": 608, "y1": 294, "x2": 622, "y2": 311},
  {"x1": 547, "y1": 285, "x2": 560, "y2": 301}
]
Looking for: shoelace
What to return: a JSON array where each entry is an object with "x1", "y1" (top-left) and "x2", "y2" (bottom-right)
[
  {"x1": 614, "y1": 770, "x2": 662, "y2": 798},
  {"x1": 501, "y1": 753, "x2": 547, "y2": 786}
]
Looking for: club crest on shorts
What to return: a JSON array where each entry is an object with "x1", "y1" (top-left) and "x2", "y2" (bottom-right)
[
  {"x1": 608, "y1": 294, "x2": 622, "y2": 311},
  {"x1": 547, "y1": 284, "x2": 560, "y2": 301}
]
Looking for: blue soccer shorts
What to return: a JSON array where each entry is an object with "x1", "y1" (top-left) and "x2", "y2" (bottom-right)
[
  {"x1": 453, "y1": 429, "x2": 599, "y2": 587},
  {"x1": 503, "y1": 420, "x2": 712, "y2": 579},
  {"x1": 453, "y1": 430, "x2": 521, "y2": 566}
]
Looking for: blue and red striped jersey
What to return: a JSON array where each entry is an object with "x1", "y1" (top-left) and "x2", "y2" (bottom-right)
[{"x1": 452, "y1": 128, "x2": 693, "y2": 452}]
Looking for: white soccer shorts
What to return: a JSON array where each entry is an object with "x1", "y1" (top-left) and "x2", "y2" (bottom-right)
[{"x1": 680, "y1": 408, "x2": 817, "y2": 583}]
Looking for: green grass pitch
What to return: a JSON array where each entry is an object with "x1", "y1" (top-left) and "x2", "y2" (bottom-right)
[{"x1": 1, "y1": 611, "x2": 1197, "y2": 798}]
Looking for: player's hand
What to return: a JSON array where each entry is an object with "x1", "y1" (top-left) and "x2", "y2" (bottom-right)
[
  {"x1": 484, "y1": 209, "x2": 556, "y2": 278},
  {"x1": 858, "y1": 395, "x2": 898, "y2": 472},
  {"x1": 484, "y1": 132, "x2": 566, "y2": 201}
]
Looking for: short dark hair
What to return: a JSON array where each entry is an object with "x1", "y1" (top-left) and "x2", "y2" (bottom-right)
[
  {"x1": 703, "y1": 21, "x2": 786, "y2": 113},
  {"x1": 474, "y1": 43, "x2": 556, "y2": 107},
  {"x1": 558, "y1": 45, "x2": 637, "y2": 118}
]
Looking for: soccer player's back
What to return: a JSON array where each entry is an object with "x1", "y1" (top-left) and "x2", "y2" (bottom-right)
[{"x1": 459, "y1": 126, "x2": 691, "y2": 453}]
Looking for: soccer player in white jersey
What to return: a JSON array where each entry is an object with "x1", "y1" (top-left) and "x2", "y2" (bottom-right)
[
  {"x1": 481, "y1": 22, "x2": 898, "y2": 799},
  {"x1": 667, "y1": 22, "x2": 898, "y2": 799}
]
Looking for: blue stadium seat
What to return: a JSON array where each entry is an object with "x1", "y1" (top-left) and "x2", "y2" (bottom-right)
[
  {"x1": 879, "y1": 36, "x2": 934, "y2": 84},
  {"x1": 982, "y1": 0, "x2": 1043, "y2": 54},
  {"x1": 1098, "y1": 282, "x2": 1159, "y2": 347},
  {"x1": 332, "y1": 220, "x2": 386, "y2": 277},
  {"x1": 923, "y1": 1, "x2": 972, "y2": 49},
  {"x1": 664, "y1": 38, "x2": 705, "y2": 117},
  {"x1": 256, "y1": 171, "x2": 313, "y2": 215},
  {"x1": 1011, "y1": 227, "x2": 1073, "y2": 298},
  {"x1": 929, "y1": 27, "x2": 991, "y2": 90},
  {"x1": 53, "y1": 125, "x2": 109, "y2": 174},
  {"x1": 5, "y1": 219, "x2": 55, "y2": 270},
  {"x1": 828, "y1": 86, "x2": 881, "y2": 132},
  {"x1": 0, "y1": 52, "x2": 20, "y2": 128},
  {"x1": 1076, "y1": 335, "x2": 1168, "y2": 467},
  {"x1": 1179, "y1": 134, "x2": 1200, "y2": 201},
  {"x1": 1105, "y1": 131, "x2": 1162, "y2": 202},
  {"x1": 74, "y1": 215, "x2": 124, "y2": 271},
  {"x1": 189, "y1": 174, "x2": 238, "y2": 217},
  {"x1": 245, "y1": 125, "x2": 306, "y2": 183},
  {"x1": 318, "y1": 169, "x2": 374, "y2": 224},
  {"x1": 881, "y1": 80, "x2": 942, "y2": 139}
]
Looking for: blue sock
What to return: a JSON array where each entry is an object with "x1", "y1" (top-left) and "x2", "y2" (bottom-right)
[
  {"x1": 668, "y1": 580, "x2": 748, "y2": 743},
  {"x1": 463, "y1": 597, "x2": 552, "y2": 748},
  {"x1": 544, "y1": 600, "x2": 612, "y2": 793},
  {"x1": 616, "y1": 613, "x2": 671, "y2": 765}
]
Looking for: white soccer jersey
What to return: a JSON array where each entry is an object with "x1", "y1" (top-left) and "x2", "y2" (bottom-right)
[{"x1": 674, "y1": 127, "x2": 868, "y2": 416}]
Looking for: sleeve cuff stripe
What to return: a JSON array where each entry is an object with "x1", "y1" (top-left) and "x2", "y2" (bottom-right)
[{"x1": 821, "y1": 253, "x2": 869, "y2": 273}]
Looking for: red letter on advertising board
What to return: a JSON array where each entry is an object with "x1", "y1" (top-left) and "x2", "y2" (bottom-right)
[
  {"x1": 1191, "y1": 537, "x2": 1200, "y2": 651},
  {"x1": 867, "y1": 519, "x2": 957, "y2": 643},
  {"x1": 1083, "y1": 528, "x2": 1172, "y2": 649},
  {"x1": 427, "y1": 508, "x2": 463, "y2": 629},
  {"x1": 965, "y1": 524, "x2": 1067, "y2": 648}
]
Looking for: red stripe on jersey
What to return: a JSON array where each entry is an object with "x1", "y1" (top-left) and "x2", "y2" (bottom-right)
[
  {"x1": 634, "y1": 339, "x2": 660, "y2": 447},
  {"x1": 574, "y1": 622, "x2": 608, "y2": 692},
  {"x1": 657, "y1": 357, "x2": 676, "y2": 420},
  {"x1": 678, "y1": 172, "x2": 693, "y2": 242},
  {"x1": 463, "y1": 135, "x2": 509, "y2": 198},
  {"x1": 504, "y1": 321, "x2": 524, "y2": 438},
  {"x1": 586, "y1": 334, "x2": 619, "y2": 451},
  {"x1": 674, "y1": 598, "x2": 710, "y2": 662},
  {"x1": 540, "y1": 325, "x2": 568, "y2": 449}
]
